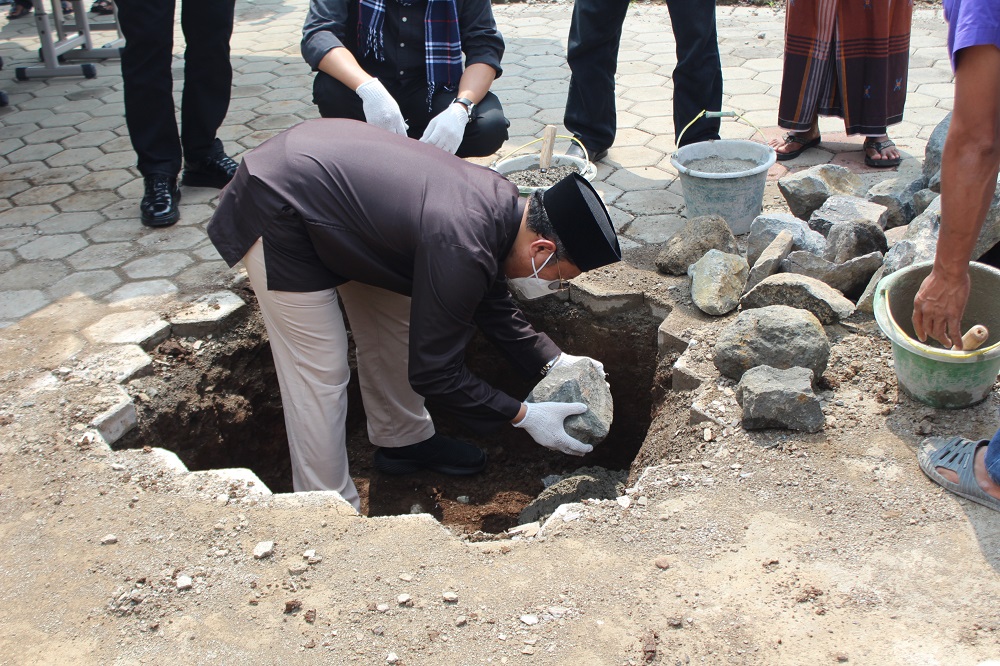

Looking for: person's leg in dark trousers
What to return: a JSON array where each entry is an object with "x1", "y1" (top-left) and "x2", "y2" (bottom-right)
[
  {"x1": 115, "y1": 0, "x2": 181, "y2": 177},
  {"x1": 179, "y1": 0, "x2": 236, "y2": 165},
  {"x1": 313, "y1": 71, "x2": 368, "y2": 121},
  {"x1": 563, "y1": 0, "x2": 630, "y2": 155},
  {"x1": 664, "y1": 0, "x2": 722, "y2": 146},
  {"x1": 313, "y1": 73, "x2": 507, "y2": 157},
  {"x1": 428, "y1": 90, "x2": 508, "y2": 158}
]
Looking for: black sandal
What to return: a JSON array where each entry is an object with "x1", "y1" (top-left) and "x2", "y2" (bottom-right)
[
  {"x1": 6, "y1": 3, "x2": 31, "y2": 19},
  {"x1": 864, "y1": 137, "x2": 901, "y2": 168},
  {"x1": 775, "y1": 132, "x2": 821, "y2": 161},
  {"x1": 90, "y1": 0, "x2": 113, "y2": 14}
]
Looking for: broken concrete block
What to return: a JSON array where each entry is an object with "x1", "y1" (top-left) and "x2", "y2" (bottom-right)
[
  {"x1": 736, "y1": 365, "x2": 824, "y2": 432},
  {"x1": 518, "y1": 466, "x2": 626, "y2": 525},
  {"x1": 923, "y1": 112, "x2": 951, "y2": 186},
  {"x1": 526, "y1": 359, "x2": 613, "y2": 446},
  {"x1": 688, "y1": 249, "x2": 748, "y2": 316},
  {"x1": 884, "y1": 225, "x2": 908, "y2": 249},
  {"x1": 267, "y1": 490, "x2": 358, "y2": 515},
  {"x1": 882, "y1": 197, "x2": 941, "y2": 274},
  {"x1": 745, "y1": 230, "x2": 794, "y2": 293},
  {"x1": 823, "y1": 220, "x2": 888, "y2": 264},
  {"x1": 83, "y1": 311, "x2": 171, "y2": 350},
  {"x1": 867, "y1": 177, "x2": 924, "y2": 229},
  {"x1": 780, "y1": 250, "x2": 883, "y2": 299},
  {"x1": 672, "y1": 348, "x2": 709, "y2": 391},
  {"x1": 746, "y1": 213, "x2": 826, "y2": 266},
  {"x1": 912, "y1": 188, "x2": 937, "y2": 217},
  {"x1": 654, "y1": 214, "x2": 739, "y2": 276},
  {"x1": 808, "y1": 195, "x2": 889, "y2": 235},
  {"x1": 568, "y1": 279, "x2": 643, "y2": 315},
  {"x1": 855, "y1": 265, "x2": 885, "y2": 314},
  {"x1": 741, "y1": 273, "x2": 855, "y2": 324},
  {"x1": 778, "y1": 164, "x2": 865, "y2": 220},
  {"x1": 89, "y1": 387, "x2": 137, "y2": 445},
  {"x1": 713, "y1": 305, "x2": 830, "y2": 381},
  {"x1": 77, "y1": 344, "x2": 153, "y2": 384},
  {"x1": 170, "y1": 290, "x2": 247, "y2": 338}
]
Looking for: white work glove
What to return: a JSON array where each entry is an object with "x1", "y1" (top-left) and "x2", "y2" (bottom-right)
[
  {"x1": 552, "y1": 352, "x2": 605, "y2": 377},
  {"x1": 419, "y1": 102, "x2": 469, "y2": 154},
  {"x1": 513, "y1": 402, "x2": 593, "y2": 456},
  {"x1": 356, "y1": 79, "x2": 408, "y2": 136}
]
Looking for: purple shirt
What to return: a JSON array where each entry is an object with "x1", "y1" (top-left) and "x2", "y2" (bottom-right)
[{"x1": 944, "y1": 0, "x2": 1000, "y2": 70}]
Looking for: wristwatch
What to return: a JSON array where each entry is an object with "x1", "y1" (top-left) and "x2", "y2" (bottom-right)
[{"x1": 453, "y1": 96, "x2": 476, "y2": 119}]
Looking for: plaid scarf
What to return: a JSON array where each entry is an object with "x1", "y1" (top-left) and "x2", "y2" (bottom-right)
[{"x1": 359, "y1": 0, "x2": 463, "y2": 108}]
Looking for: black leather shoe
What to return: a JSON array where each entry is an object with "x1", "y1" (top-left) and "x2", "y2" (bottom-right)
[
  {"x1": 566, "y1": 140, "x2": 608, "y2": 163},
  {"x1": 181, "y1": 151, "x2": 239, "y2": 189},
  {"x1": 373, "y1": 433, "x2": 488, "y2": 475},
  {"x1": 140, "y1": 175, "x2": 180, "y2": 227}
]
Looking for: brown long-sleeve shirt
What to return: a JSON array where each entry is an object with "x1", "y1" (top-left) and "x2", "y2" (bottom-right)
[{"x1": 208, "y1": 119, "x2": 560, "y2": 431}]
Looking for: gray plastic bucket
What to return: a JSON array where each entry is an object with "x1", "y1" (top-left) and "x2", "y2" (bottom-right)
[
  {"x1": 873, "y1": 260, "x2": 1000, "y2": 409},
  {"x1": 670, "y1": 139, "x2": 777, "y2": 235}
]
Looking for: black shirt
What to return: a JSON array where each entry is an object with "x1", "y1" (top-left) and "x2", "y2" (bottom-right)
[{"x1": 301, "y1": 0, "x2": 504, "y2": 84}]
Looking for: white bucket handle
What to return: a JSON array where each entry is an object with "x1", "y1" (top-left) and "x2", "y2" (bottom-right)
[{"x1": 491, "y1": 135, "x2": 589, "y2": 169}]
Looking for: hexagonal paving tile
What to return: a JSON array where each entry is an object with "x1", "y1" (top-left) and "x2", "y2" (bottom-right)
[
  {"x1": 48, "y1": 269, "x2": 122, "y2": 300},
  {"x1": 0, "y1": 261, "x2": 70, "y2": 290},
  {"x1": 122, "y1": 252, "x2": 194, "y2": 279},
  {"x1": 17, "y1": 234, "x2": 88, "y2": 261},
  {"x1": 0, "y1": 289, "x2": 49, "y2": 321},
  {"x1": 67, "y1": 241, "x2": 136, "y2": 270}
]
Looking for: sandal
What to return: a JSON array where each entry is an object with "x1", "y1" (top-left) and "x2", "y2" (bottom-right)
[
  {"x1": 90, "y1": 0, "x2": 112, "y2": 14},
  {"x1": 863, "y1": 137, "x2": 901, "y2": 168},
  {"x1": 6, "y1": 3, "x2": 31, "y2": 19},
  {"x1": 918, "y1": 436, "x2": 1000, "y2": 512},
  {"x1": 773, "y1": 132, "x2": 821, "y2": 162}
]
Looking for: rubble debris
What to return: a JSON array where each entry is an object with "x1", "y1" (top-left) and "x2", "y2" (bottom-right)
[
  {"x1": 747, "y1": 213, "x2": 826, "y2": 266},
  {"x1": 780, "y1": 250, "x2": 883, "y2": 299},
  {"x1": 736, "y1": 365, "x2": 824, "y2": 432},
  {"x1": 518, "y1": 466, "x2": 625, "y2": 525},
  {"x1": 867, "y1": 177, "x2": 924, "y2": 229},
  {"x1": 823, "y1": 220, "x2": 888, "y2": 264},
  {"x1": 809, "y1": 195, "x2": 888, "y2": 235},
  {"x1": 688, "y1": 249, "x2": 748, "y2": 316},
  {"x1": 253, "y1": 541, "x2": 274, "y2": 559},
  {"x1": 654, "y1": 214, "x2": 739, "y2": 276},
  {"x1": 778, "y1": 163, "x2": 865, "y2": 219},
  {"x1": 745, "y1": 230, "x2": 794, "y2": 293},
  {"x1": 713, "y1": 305, "x2": 830, "y2": 381},
  {"x1": 741, "y1": 273, "x2": 855, "y2": 325}
]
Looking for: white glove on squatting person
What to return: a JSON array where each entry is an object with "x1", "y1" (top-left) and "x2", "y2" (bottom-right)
[
  {"x1": 419, "y1": 102, "x2": 470, "y2": 154},
  {"x1": 513, "y1": 401, "x2": 593, "y2": 456},
  {"x1": 356, "y1": 79, "x2": 408, "y2": 136}
]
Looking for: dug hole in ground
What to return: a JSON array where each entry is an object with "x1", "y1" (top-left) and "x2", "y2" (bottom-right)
[{"x1": 0, "y1": 185, "x2": 999, "y2": 665}]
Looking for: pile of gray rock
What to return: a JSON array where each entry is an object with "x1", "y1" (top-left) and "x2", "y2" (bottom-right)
[{"x1": 653, "y1": 113, "x2": 1000, "y2": 433}]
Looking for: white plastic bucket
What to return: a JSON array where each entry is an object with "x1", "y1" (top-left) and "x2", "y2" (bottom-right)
[{"x1": 670, "y1": 139, "x2": 776, "y2": 235}]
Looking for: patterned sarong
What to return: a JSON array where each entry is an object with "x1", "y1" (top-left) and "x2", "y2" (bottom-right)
[{"x1": 778, "y1": 0, "x2": 913, "y2": 135}]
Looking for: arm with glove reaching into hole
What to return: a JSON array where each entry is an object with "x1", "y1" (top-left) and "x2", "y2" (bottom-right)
[{"x1": 511, "y1": 352, "x2": 608, "y2": 456}]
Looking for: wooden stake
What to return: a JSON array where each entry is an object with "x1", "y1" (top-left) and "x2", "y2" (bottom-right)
[
  {"x1": 952, "y1": 324, "x2": 989, "y2": 351},
  {"x1": 538, "y1": 125, "x2": 557, "y2": 172}
]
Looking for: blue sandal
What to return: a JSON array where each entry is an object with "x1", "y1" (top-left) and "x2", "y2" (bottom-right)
[{"x1": 918, "y1": 436, "x2": 1000, "y2": 512}]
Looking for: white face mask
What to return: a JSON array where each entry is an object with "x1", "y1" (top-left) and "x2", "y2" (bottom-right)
[{"x1": 508, "y1": 253, "x2": 565, "y2": 301}]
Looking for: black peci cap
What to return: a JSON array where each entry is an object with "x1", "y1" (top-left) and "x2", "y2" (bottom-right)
[{"x1": 541, "y1": 173, "x2": 621, "y2": 272}]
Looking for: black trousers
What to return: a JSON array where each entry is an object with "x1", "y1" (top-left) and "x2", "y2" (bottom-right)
[
  {"x1": 116, "y1": 0, "x2": 236, "y2": 177},
  {"x1": 313, "y1": 72, "x2": 509, "y2": 158},
  {"x1": 564, "y1": 0, "x2": 722, "y2": 150}
]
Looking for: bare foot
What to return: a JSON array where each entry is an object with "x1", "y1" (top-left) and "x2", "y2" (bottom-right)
[
  {"x1": 864, "y1": 134, "x2": 900, "y2": 162},
  {"x1": 936, "y1": 444, "x2": 1000, "y2": 501},
  {"x1": 769, "y1": 126, "x2": 820, "y2": 157}
]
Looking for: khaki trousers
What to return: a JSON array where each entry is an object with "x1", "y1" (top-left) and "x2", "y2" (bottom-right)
[{"x1": 243, "y1": 239, "x2": 435, "y2": 509}]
